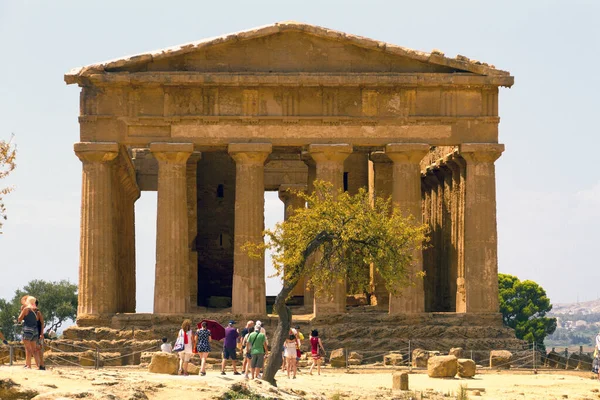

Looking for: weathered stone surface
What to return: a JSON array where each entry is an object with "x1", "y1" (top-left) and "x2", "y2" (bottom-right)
[
  {"x1": 329, "y1": 348, "x2": 346, "y2": 368},
  {"x1": 384, "y1": 353, "x2": 405, "y2": 366},
  {"x1": 148, "y1": 352, "x2": 179, "y2": 375},
  {"x1": 489, "y1": 350, "x2": 512, "y2": 369},
  {"x1": 0, "y1": 379, "x2": 38, "y2": 400},
  {"x1": 412, "y1": 348, "x2": 429, "y2": 368},
  {"x1": 187, "y1": 363, "x2": 200, "y2": 375},
  {"x1": 545, "y1": 351, "x2": 565, "y2": 368},
  {"x1": 427, "y1": 355, "x2": 457, "y2": 378},
  {"x1": 79, "y1": 350, "x2": 97, "y2": 367},
  {"x1": 449, "y1": 347, "x2": 463, "y2": 358},
  {"x1": 392, "y1": 371, "x2": 409, "y2": 390},
  {"x1": 66, "y1": 23, "x2": 510, "y2": 336},
  {"x1": 457, "y1": 358, "x2": 476, "y2": 378},
  {"x1": 576, "y1": 353, "x2": 593, "y2": 371}
]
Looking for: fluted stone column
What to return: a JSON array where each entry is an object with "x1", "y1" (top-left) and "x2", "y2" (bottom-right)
[
  {"x1": 301, "y1": 153, "x2": 317, "y2": 310},
  {"x1": 309, "y1": 143, "x2": 352, "y2": 315},
  {"x1": 369, "y1": 151, "x2": 393, "y2": 309},
  {"x1": 229, "y1": 143, "x2": 272, "y2": 315},
  {"x1": 278, "y1": 184, "x2": 308, "y2": 298},
  {"x1": 118, "y1": 153, "x2": 140, "y2": 313},
  {"x1": 460, "y1": 143, "x2": 504, "y2": 313},
  {"x1": 74, "y1": 142, "x2": 119, "y2": 317},
  {"x1": 187, "y1": 152, "x2": 201, "y2": 311},
  {"x1": 150, "y1": 142, "x2": 194, "y2": 314},
  {"x1": 385, "y1": 143, "x2": 429, "y2": 314},
  {"x1": 447, "y1": 156, "x2": 466, "y2": 313}
]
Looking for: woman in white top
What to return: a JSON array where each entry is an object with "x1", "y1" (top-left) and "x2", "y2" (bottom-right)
[
  {"x1": 284, "y1": 333, "x2": 299, "y2": 379},
  {"x1": 177, "y1": 319, "x2": 195, "y2": 376}
]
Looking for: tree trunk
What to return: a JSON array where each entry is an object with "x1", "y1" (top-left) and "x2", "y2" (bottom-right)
[
  {"x1": 262, "y1": 283, "x2": 294, "y2": 386},
  {"x1": 262, "y1": 231, "x2": 330, "y2": 386}
]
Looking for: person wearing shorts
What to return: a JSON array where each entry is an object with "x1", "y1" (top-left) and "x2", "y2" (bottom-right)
[
  {"x1": 177, "y1": 319, "x2": 195, "y2": 376},
  {"x1": 246, "y1": 327, "x2": 268, "y2": 379},
  {"x1": 221, "y1": 320, "x2": 240, "y2": 375},
  {"x1": 309, "y1": 329, "x2": 326, "y2": 376}
]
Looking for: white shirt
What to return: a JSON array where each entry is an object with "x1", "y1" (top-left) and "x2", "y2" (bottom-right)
[
  {"x1": 179, "y1": 329, "x2": 194, "y2": 354},
  {"x1": 161, "y1": 343, "x2": 172, "y2": 353},
  {"x1": 284, "y1": 339, "x2": 297, "y2": 358},
  {"x1": 596, "y1": 333, "x2": 600, "y2": 351}
]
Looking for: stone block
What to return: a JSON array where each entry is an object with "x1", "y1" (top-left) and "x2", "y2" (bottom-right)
[
  {"x1": 329, "y1": 348, "x2": 346, "y2": 368},
  {"x1": 187, "y1": 363, "x2": 200, "y2": 375},
  {"x1": 384, "y1": 353, "x2": 404, "y2": 366},
  {"x1": 577, "y1": 353, "x2": 593, "y2": 371},
  {"x1": 392, "y1": 371, "x2": 409, "y2": 390},
  {"x1": 457, "y1": 358, "x2": 476, "y2": 378},
  {"x1": 348, "y1": 351, "x2": 363, "y2": 365},
  {"x1": 412, "y1": 348, "x2": 429, "y2": 368},
  {"x1": 545, "y1": 351, "x2": 565, "y2": 368},
  {"x1": 102, "y1": 352, "x2": 122, "y2": 367},
  {"x1": 448, "y1": 347, "x2": 463, "y2": 358},
  {"x1": 427, "y1": 355, "x2": 457, "y2": 378},
  {"x1": 489, "y1": 350, "x2": 512, "y2": 369},
  {"x1": 148, "y1": 352, "x2": 179, "y2": 375},
  {"x1": 79, "y1": 350, "x2": 97, "y2": 367}
]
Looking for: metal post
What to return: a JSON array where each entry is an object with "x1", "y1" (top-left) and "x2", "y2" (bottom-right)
[
  {"x1": 408, "y1": 340, "x2": 412, "y2": 371},
  {"x1": 345, "y1": 348, "x2": 348, "y2": 370},
  {"x1": 9, "y1": 345, "x2": 13, "y2": 366},
  {"x1": 533, "y1": 342, "x2": 536, "y2": 372},
  {"x1": 95, "y1": 347, "x2": 99, "y2": 370},
  {"x1": 470, "y1": 350, "x2": 473, "y2": 361}
]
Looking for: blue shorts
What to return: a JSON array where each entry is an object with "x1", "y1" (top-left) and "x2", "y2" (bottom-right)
[{"x1": 223, "y1": 346, "x2": 237, "y2": 360}]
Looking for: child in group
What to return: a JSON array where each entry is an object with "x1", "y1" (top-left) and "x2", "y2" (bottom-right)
[
  {"x1": 160, "y1": 337, "x2": 172, "y2": 353},
  {"x1": 309, "y1": 329, "x2": 326, "y2": 376},
  {"x1": 284, "y1": 333, "x2": 299, "y2": 379}
]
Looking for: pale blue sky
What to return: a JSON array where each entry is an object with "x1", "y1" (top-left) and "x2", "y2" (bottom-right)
[{"x1": 1, "y1": 0, "x2": 598, "y2": 313}]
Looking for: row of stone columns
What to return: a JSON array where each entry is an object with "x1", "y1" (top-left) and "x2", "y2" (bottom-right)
[
  {"x1": 75, "y1": 140, "x2": 503, "y2": 317},
  {"x1": 420, "y1": 144, "x2": 504, "y2": 313}
]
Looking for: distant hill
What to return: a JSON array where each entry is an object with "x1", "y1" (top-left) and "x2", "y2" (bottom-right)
[{"x1": 551, "y1": 298, "x2": 600, "y2": 315}]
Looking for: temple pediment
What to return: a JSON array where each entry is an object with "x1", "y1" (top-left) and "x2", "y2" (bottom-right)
[{"x1": 65, "y1": 22, "x2": 511, "y2": 84}]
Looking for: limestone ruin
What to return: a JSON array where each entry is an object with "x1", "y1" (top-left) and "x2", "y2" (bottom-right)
[{"x1": 65, "y1": 22, "x2": 513, "y2": 330}]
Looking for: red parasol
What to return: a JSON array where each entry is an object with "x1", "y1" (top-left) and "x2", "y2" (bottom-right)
[{"x1": 198, "y1": 319, "x2": 226, "y2": 341}]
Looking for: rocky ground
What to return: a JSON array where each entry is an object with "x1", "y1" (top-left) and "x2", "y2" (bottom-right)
[{"x1": 1, "y1": 362, "x2": 600, "y2": 400}]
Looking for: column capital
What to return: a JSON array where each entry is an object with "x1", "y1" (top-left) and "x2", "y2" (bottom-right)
[
  {"x1": 300, "y1": 151, "x2": 316, "y2": 167},
  {"x1": 308, "y1": 143, "x2": 352, "y2": 163},
  {"x1": 385, "y1": 143, "x2": 430, "y2": 164},
  {"x1": 150, "y1": 142, "x2": 194, "y2": 163},
  {"x1": 74, "y1": 142, "x2": 119, "y2": 163},
  {"x1": 228, "y1": 143, "x2": 272, "y2": 164},
  {"x1": 278, "y1": 184, "x2": 307, "y2": 202},
  {"x1": 459, "y1": 143, "x2": 504, "y2": 163},
  {"x1": 446, "y1": 154, "x2": 466, "y2": 174},
  {"x1": 187, "y1": 151, "x2": 202, "y2": 164},
  {"x1": 369, "y1": 151, "x2": 392, "y2": 164}
]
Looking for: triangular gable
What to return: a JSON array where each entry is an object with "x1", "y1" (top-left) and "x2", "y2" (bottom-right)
[{"x1": 65, "y1": 21, "x2": 510, "y2": 84}]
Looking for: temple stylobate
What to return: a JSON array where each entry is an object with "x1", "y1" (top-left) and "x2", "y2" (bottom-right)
[{"x1": 65, "y1": 22, "x2": 513, "y2": 324}]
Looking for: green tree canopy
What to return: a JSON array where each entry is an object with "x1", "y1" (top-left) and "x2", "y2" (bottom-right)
[
  {"x1": 498, "y1": 273, "x2": 557, "y2": 347},
  {"x1": 246, "y1": 181, "x2": 426, "y2": 385},
  {"x1": 0, "y1": 280, "x2": 77, "y2": 339}
]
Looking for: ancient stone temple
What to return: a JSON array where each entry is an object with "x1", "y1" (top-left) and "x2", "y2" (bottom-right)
[{"x1": 65, "y1": 22, "x2": 513, "y2": 324}]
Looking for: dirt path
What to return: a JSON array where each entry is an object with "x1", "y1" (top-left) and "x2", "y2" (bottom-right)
[{"x1": 1, "y1": 363, "x2": 599, "y2": 399}]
